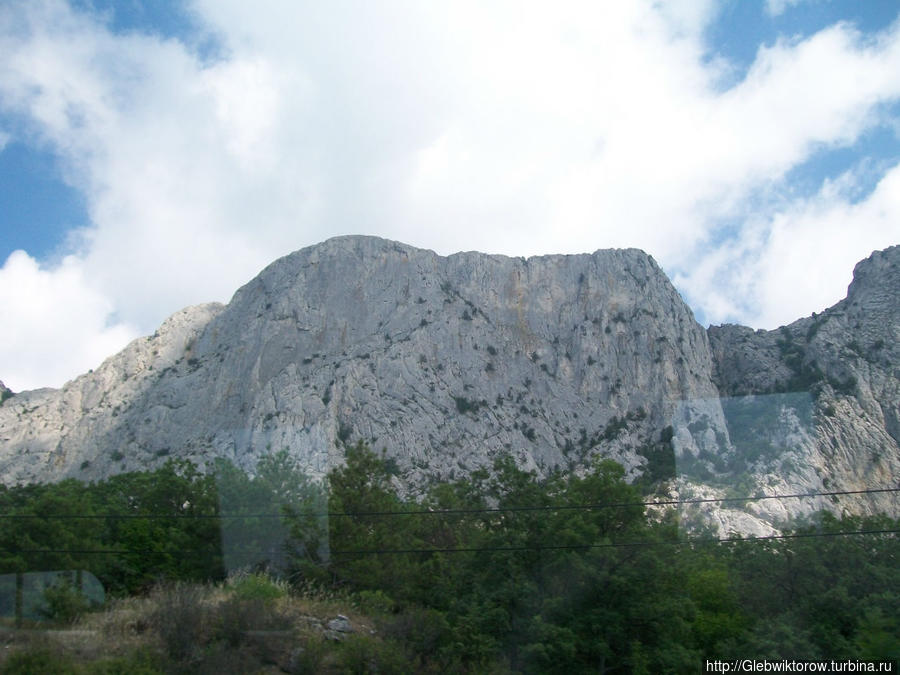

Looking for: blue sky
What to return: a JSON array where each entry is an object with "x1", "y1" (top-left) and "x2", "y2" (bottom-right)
[{"x1": 1, "y1": 0, "x2": 899, "y2": 391}]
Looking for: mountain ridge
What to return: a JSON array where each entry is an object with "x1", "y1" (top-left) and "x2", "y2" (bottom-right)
[{"x1": 1, "y1": 237, "x2": 897, "y2": 535}]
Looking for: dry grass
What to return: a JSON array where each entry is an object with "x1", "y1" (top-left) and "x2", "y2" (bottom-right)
[{"x1": 0, "y1": 574, "x2": 384, "y2": 674}]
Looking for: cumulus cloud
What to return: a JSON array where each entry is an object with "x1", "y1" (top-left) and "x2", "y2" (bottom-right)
[
  {"x1": 751, "y1": 164, "x2": 900, "y2": 326},
  {"x1": 676, "y1": 163, "x2": 900, "y2": 327},
  {"x1": 0, "y1": 250, "x2": 138, "y2": 391},
  {"x1": 0, "y1": 0, "x2": 898, "y2": 389}
]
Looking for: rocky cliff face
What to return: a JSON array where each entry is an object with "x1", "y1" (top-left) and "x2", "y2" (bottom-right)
[
  {"x1": 0, "y1": 303, "x2": 224, "y2": 484},
  {"x1": 703, "y1": 246, "x2": 900, "y2": 527},
  {"x1": 1, "y1": 237, "x2": 897, "y2": 535}
]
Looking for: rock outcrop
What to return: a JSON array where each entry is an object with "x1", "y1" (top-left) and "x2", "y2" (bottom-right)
[
  {"x1": 704, "y1": 246, "x2": 900, "y2": 527},
  {"x1": 1, "y1": 237, "x2": 897, "y2": 534}
]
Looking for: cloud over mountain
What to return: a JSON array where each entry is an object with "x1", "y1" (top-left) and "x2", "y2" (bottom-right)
[{"x1": 0, "y1": 0, "x2": 898, "y2": 390}]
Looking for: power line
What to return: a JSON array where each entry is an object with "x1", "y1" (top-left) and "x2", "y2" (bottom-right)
[
  {"x1": 328, "y1": 528, "x2": 900, "y2": 556},
  {"x1": 2, "y1": 528, "x2": 898, "y2": 558},
  {"x1": 0, "y1": 486, "x2": 897, "y2": 520}
]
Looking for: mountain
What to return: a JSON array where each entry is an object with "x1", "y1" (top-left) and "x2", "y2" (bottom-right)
[{"x1": 1, "y1": 236, "x2": 897, "y2": 535}]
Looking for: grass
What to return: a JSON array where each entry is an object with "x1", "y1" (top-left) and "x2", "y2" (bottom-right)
[{"x1": 0, "y1": 573, "x2": 391, "y2": 674}]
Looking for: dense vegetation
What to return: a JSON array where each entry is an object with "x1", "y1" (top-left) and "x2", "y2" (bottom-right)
[{"x1": 0, "y1": 445, "x2": 897, "y2": 673}]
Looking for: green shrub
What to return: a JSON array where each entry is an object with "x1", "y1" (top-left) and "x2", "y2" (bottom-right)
[
  {"x1": 83, "y1": 650, "x2": 164, "y2": 674},
  {"x1": 39, "y1": 577, "x2": 95, "y2": 624},
  {"x1": 380, "y1": 607, "x2": 450, "y2": 664},
  {"x1": 337, "y1": 634, "x2": 413, "y2": 674},
  {"x1": 355, "y1": 589, "x2": 396, "y2": 615},
  {"x1": 289, "y1": 637, "x2": 328, "y2": 674},
  {"x1": 337, "y1": 422, "x2": 352, "y2": 443},
  {"x1": 0, "y1": 647, "x2": 79, "y2": 675},
  {"x1": 213, "y1": 596, "x2": 288, "y2": 649},
  {"x1": 228, "y1": 572, "x2": 287, "y2": 603}
]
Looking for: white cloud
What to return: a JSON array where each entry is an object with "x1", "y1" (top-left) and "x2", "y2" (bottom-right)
[
  {"x1": 765, "y1": 0, "x2": 806, "y2": 18},
  {"x1": 0, "y1": 0, "x2": 899, "y2": 389},
  {"x1": 677, "y1": 162, "x2": 900, "y2": 328},
  {"x1": 0, "y1": 1, "x2": 302, "y2": 320},
  {"x1": 718, "y1": 23, "x2": 900, "y2": 170},
  {"x1": 0, "y1": 129, "x2": 9, "y2": 151},
  {"x1": 751, "y1": 164, "x2": 900, "y2": 326},
  {"x1": 0, "y1": 250, "x2": 138, "y2": 391}
]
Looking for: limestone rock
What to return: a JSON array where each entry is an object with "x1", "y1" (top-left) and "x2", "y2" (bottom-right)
[
  {"x1": 0, "y1": 236, "x2": 897, "y2": 535},
  {"x1": 0, "y1": 303, "x2": 223, "y2": 484},
  {"x1": 327, "y1": 615, "x2": 353, "y2": 633},
  {"x1": 706, "y1": 246, "x2": 900, "y2": 524}
]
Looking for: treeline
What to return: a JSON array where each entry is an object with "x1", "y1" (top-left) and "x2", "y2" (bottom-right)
[
  {"x1": 0, "y1": 453, "x2": 324, "y2": 596},
  {"x1": 1, "y1": 445, "x2": 898, "y2": 671}
]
